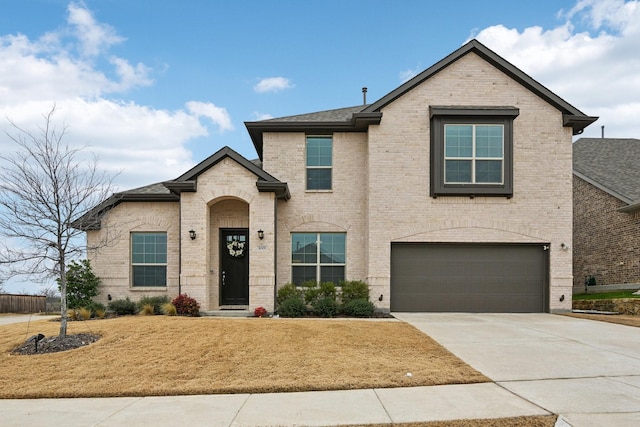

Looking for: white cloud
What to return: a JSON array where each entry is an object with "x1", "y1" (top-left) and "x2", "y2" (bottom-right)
[
  {"x1": 0, "y1": 2, "x2": 233, "y2": 191},
  {"x1": 253, "y1": 77, "x2": 294, "y2": 93},
  {"x1": 471, "y1": 0, "x2": 640, "y2": 138},
  {"x1": 399, "y1": 66, "x2": 421, "y2": 83},
  {"x1": 251, "y1": 112, "x2": 273, "y2": 121},
  {"x1": 186, "y1": 101, "x2": 233, "y2": 132},
  {"x1": 67, "y1": 2, "x2": 124, "y2": 58}
]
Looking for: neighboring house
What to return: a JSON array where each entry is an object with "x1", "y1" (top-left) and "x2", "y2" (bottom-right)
[
  {"x1": 76, "y1": 40, "x2": 597, "y2": 313},
  {"x1": 573, "y1": 138, "x2": 640, "y2": 289}
]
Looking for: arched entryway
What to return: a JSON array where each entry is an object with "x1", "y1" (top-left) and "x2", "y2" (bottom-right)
[{"x1": 209, "y1": 198, "x2": 250, "y2": 308}]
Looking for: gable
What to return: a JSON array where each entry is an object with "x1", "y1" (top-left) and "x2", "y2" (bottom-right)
[
  {"x1": 163, "y1": 146, "x2": 290, "y2": 200},
  {"x1": 363, "y1": 39, "x2": 596, "y2": 135}
]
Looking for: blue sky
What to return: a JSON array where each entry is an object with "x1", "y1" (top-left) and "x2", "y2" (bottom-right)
[{"x1": 1, "y1": 0, "x2": 639, "y2": 293}]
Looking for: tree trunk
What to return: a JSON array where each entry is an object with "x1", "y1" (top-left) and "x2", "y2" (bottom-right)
[{"x1": 59, "y1": 255, "x2": 67, "y2": 338}]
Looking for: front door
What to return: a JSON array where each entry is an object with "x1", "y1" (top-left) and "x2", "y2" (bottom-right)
[{"x1": 220, "y1": 228, "x2": 249, "y2": 305}]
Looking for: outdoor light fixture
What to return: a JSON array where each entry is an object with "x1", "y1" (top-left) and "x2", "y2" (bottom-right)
[
  {"x1": 189, "y1": 229, "x2": 196, "y2": 240},
  {"x1": 258, "y1": 229, "x2": 264, "y2": 240},
  {"x1": 560, "y1": 243, "x2": 569, "y2": 250}
]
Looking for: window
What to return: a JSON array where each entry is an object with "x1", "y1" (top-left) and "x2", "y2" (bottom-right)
[
  {"x1": 430, "y1": 106, "x2": 519, "y2": 198},
  {"x1": 291, "y1": 233, "x2": 345, "y2": 284},
  {"x1": 445, "y1": 124, "x2": 504, "y2": 184},
  {"x1": 306, "y1": 136, "x2": 332, "y2": 190},
  {"x1": 131, "y1": 232, "x2": 167, "y2": 287}
]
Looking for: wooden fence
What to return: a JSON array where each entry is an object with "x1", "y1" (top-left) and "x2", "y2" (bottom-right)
[{"x1": 0, "y1": 294, "x2": 47, "y2": 313}]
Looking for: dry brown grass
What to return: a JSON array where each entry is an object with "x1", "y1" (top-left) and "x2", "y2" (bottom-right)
[
  {"x1": 565, "y1": 313, "x2": 640, "y2": 328},
  {"x1": 347, "y1": 415, "x2": 558, "y2": 427},
  {"x1": 0, "y1": 316, "x2": 488, "y2": 399}
]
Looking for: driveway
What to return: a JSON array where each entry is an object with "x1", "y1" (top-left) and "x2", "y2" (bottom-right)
[{"x1": 394, "y1": 313, "x2": 640, "y2": 426}]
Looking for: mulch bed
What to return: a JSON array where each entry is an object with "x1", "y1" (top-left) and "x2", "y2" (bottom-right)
[{"x1": 11, "y1": 333, "x2": 100, "y2": 355}]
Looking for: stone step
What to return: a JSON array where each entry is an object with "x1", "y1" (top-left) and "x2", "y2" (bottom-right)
[{"x1": 200, "y1": 310, "x2": 252, "y2": 318}]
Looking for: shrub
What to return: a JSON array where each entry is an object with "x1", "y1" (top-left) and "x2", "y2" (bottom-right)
[
  {"x1": 278, "y1": 297, "x2": 307, "y2": 318},
  {"x1": 137, "y1": 295, "x2": 170, "y2": 315},
  {"x1": 172, "y1": 294, "x2": 200, "y2": 317},
  {"x1": 86, "y1": 301, "x2": 107, "y2": 314},
  {"x1": 139, "y1": 303, "x2": 155, "y2": 316},
  {"x1": 77, "y1": 307, "x2": 92, "y2": 320},
  {"x1": 342, "y1": 298, "x2": 375, "y2": 317},
  {"x1": 276, "y1": 283, "x2": 302, "y2": 306},
  {"x1": 254, "y1": 306, "x2": 267, "y2": 317},
  {"x1": 312, "y1": 297, "x2": 339, "y2": 318},
  {"x1": 94, "y1": 307, "x2": 106, "y2": 319},
  {"x1": 67, "y1": 308, "x2": 78, "y2": 321},
  {"x1": 340, "y1": 280, "x2": 370, "y2": 304},
  {"x1": 60, "y1": 259, "x2": 100, "y2": 309},
  {"x1": 302, "y1": 281, "x2": 337, "y2": 305},
  {"x1": 108, "y1": 297, "x2": 137, "y2": 316},
  {"x1": 161, "y1": 303, "x2": 177, "y2": 316}
]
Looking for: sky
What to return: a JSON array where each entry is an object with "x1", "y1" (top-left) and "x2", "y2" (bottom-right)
[{"x1": 0, "y1": 0, "x2": 638, "y2": 293}]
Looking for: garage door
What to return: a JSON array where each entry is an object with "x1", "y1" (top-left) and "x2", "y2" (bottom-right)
[{"x1": 390, "y1": 243, "x2": 548, "y2": 312}]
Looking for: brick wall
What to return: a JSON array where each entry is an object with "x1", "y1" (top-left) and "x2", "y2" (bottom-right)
[
  {"x1": 87, "y1": 201, "x2": 180, "y2": 306},
  {"x1": 263, "y1": 51, "x2": 576, "y2": 312},
  {"x1": 573, "y1": 176, "x2": 640, "y2": 287}
]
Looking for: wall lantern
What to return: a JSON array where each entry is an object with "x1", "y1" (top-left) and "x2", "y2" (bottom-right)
[
  {"x1": 257, "y1": 229, "x2": 265, "y2": 240},
  {"x1": 189, "y1": 229, "x2": 196, "y2": 240}
]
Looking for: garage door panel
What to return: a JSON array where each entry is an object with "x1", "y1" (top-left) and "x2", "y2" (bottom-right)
[{"x1": 390, "y1": 244, "x2": 547, "y2": 312}]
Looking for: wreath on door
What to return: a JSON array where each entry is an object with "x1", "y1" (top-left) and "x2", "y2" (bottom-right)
[{"x1": 227, "y1": 239, "x2": 246, "y2": 257}]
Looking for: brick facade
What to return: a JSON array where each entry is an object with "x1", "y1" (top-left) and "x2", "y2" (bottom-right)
[
  {"x1": 573, "y1": 176, "x2": 640, "y2": 287},
  {"x1": 84, "y1": 42, "x2": 592, "y2": 313}
]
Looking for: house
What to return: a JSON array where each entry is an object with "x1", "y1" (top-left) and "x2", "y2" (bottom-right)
[
  {"x1": 77, "y1": 40, "x2": 597, "y2": 313},
  {"x1": 573, "y1": 138, "x2": 640, "y2": 289}
]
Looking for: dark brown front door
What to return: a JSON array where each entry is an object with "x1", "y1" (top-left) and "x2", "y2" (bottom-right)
[{"x1": 220, "y1": 228, "x2": 249, "y2": 305}]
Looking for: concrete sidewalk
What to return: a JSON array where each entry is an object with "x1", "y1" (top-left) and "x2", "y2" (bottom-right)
[
  {"x1": 1, "y1": 384, "x2": 550, "y2": 427},
  {"x1": 0, "y1": 314, "x2": 58, "y2": 326},
  {"x1": 2, "y1": 313, "x2": 640, "y2": 426}
]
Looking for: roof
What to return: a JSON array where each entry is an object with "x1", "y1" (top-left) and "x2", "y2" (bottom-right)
[
  {"x1": 72, "y1": 182, "x2": 179, "y2": 230},
  {"x1": 573, "y1": 138, "x2": 640, "y2": 212},
  {"x1": 245, "y1": 39, "x2": 597, "y2": 160},
  {"x1": 73, "y1": 146, "x2": 290, "y2": 230}
]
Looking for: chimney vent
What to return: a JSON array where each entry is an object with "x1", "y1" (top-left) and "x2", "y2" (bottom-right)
[
  {"x1": 362, "y1": 87, "x2": 367, "y2": 105},
  {"x1": 601, "y1": 125, "x2": 605, "y2": 139}
]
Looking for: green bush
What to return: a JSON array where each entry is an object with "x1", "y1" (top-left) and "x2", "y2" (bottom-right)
[
  {"x1": 172, "y1": 294, "x2": 200, "y2": 316},
  {"x1": 278, "y1": 297, "x2": 307, "y2": 318},
  {"x1": 60, "y1": 259, "x2": 100, "y2": 309},
  {"x1": 137, "y1": 295, "x2": 170, "y2": 315},
  {"x1": 342, "y1": 298, "x2": 375, "y2": 317},
  {"x1": 312, "y1": 297, "x2": 339, "y2": 318},
  {"x1": 86, "y1": 301, "x2": 106, "y2": 315},
  {"x1": 340, "y1": 280, "x2": 370, "y2": 304},
  {"x1": 108, "y1": 297, "x2": 137, "y2": 315},
  {"x1": 276, "y1": 283, "x2": 302, "y2": 306}
]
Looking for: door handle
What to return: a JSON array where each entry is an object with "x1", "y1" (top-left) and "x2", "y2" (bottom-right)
[{"x1": 221, "y1": 271, "x2": 226, "y2": 286}]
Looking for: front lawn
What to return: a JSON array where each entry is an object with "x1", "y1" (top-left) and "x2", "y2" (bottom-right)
[
  {"x1": 572, "y1": 290, "x2": 640, "y2": 300},
  {"x1": 1, "y1": 316, "x2": 489, "y2": 398}
]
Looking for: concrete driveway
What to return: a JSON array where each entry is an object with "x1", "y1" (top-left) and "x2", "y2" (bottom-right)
[{"x1": 393, "y1": 313, "x2": 640, "y2": 426}]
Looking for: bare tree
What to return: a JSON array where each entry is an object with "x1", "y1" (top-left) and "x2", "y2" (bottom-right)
[{"x1": 0, "y1": 107, "x2": 115, "y2": 337}]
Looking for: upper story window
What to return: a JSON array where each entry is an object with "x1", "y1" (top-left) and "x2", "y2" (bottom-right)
[
  {"x1": 445, "y1": 124, "x2": 504, "y2": 184},
  {"x1": 306, "y1": 136, "x2": 332, "y2": 190},
  {"x1": 131, "y1": 232, "x2": 167, "y2": 287},
  {"x1": 430, "y1": 106, "x2": 519, "y2": 198}
]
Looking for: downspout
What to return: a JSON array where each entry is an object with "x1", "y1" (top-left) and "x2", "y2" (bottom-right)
[
  {"x1": 178, "y1": 200, "x2": 182, "y2": 295},
  {"x1": 273, "y1": 195, "x2": 278, "y2": 313}
]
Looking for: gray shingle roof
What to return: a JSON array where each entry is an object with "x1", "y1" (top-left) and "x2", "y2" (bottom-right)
[
  {"x1": 261, "y1": 105, "x2": 367, "y2": 123},
  {"x1": 121, "y1": 182, "x2": 172, "y2": 195},
  {"x1": 573, "y1": 138, "x2": 640, "y2": 204}
]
